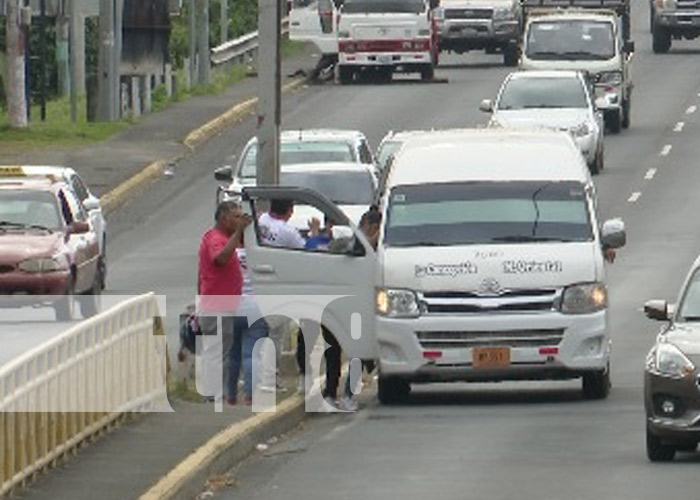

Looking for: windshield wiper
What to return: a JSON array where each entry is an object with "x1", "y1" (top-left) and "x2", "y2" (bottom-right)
[
  {"x1": 0, "y1": 220, "x2": 52, "y2": 232},
  {"x1": 490, "y1": 235, "x2": 570, "y2": 243},
  {"x1": 559, "y1": 51, "x2": 609, "y2": 60},
  {"x1": 521, "y1": 104, "x2": 566, "y2": 109},
  {"x1": 527, "y1": 51, "x2": 564, "y2": 58}
]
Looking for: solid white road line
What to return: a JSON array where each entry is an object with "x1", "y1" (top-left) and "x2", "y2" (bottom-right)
[
  {"x1": 686, "y1": 105, "x2": 697, "y2": 114},
  {"x1": 644, "y1": 168, "x2": 657, "y2": 180},
  {"x1": 660, "y1": 144, "x2": 673, "y2": 156},
  {"x1": 674, "y1": 121, "x2": 685, "y2": 132},
  {"x1": 628, "y1": 192, "x2": 642, "y2": 203}
]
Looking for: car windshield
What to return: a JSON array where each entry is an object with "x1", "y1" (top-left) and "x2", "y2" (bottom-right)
[
  {"x1": 526, "y1": 20, "x2": 615, "y2": 60},
  {"x1": 384, "y1": 181, "x2": 592, "y2": 247},
  {"x1": 240, "y1": 141, "x2": 357, "y2": 178},
  {"x1": 0, "y1": 190, "x2": 61, "y2": 230},
  {"x1": 677, "y1": 269, "x2": 700, "y2": 321},
  {"x1": 280, "y1": 170, "x2": 375, "y2": 205},
  {"x1": 376, "y1": 140, "x2": 402, "y2": 170},
  {"x1": 342, "y1": 0, "x2": 425, "y2": 14},
  {"x1": 498, "y1": 77, "x2": 588, "y2": 110}
]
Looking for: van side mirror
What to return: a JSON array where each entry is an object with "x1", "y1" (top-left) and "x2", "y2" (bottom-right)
[
  {"x1": 601, "y1": 218, "x2": 626, "y2": 249},
  {"x1": 83, "y1": 196, "x2": 100, "y2": 211},
  {"x1": 644, "y1": 300, "x2": 670, "y2": 321},
  {"x1": 214, "y1": 166, "x2": 234, "y2": 182},
  {"x1": 479, "y1": 99, "x2": 493, "y2": 113}
]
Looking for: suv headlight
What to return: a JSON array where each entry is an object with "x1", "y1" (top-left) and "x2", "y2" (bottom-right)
[
  {"x1": 376, "y1": 288, "x2": 420, "y2": 318},
  {"x1": 493, "y1": 7, "x2": 514, "y2": 20},
  {"x1": 659, "y1": 0, "x2": 677, "y2": 9},
  {"x1": 18, "y1": 258, "x2": 63, "y2": 273},
  {"x1": 649, "y1": 343, "x2": 695, "y2": 379},
  {"x1": 596, "y1": 71, "x2": 623, "y2": 87},
  {"x1": 560, "y1": 282, "x2": 607, "y2": 314},
  {"x1": 571, "y1": 122, "x2": 591, "y2": 137}
]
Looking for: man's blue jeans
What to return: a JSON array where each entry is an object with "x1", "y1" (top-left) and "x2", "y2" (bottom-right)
[{"x1": 227, "y1": 316, "x2": 268, "y2": 399}]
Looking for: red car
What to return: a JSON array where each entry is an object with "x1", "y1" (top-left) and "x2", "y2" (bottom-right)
[{"x1": 0, "y1": 169, "x2": 102, "y2": 320}]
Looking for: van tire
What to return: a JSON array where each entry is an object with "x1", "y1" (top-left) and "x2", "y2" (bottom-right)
[
  {"x1": 606, "y1": 111, "x2": 622, "y2": 134},
  {"x1": 503, "y1": 44, "x2": 519, "y2": 67},
  {"x1": 621, "y1": 97, "x2": 631, "y2": 129},
  {"x1": 338, "y1": 66, "x2": 354, "y2": 84},
  {"x1": 54, "y1": 278, "x2": 75, "y2": 322},
  {"x1": 582, "y1": 366, "x2": 610, "y2": 400},
  {"x1": 652, "y1": 24, "x2": 671, "y2": 54},
  {"x1": 420, "y1": 64, "x2": 434, "y2": 82},
  {"x1": 646, "y1": 429, "x2": 676, "y2": 462},
  {"x1": 79, "y1": 268, "x2": 103, "y2": 318},
  {"x1": 377, "y1": 376, "x2": 411, "y2": 405}
]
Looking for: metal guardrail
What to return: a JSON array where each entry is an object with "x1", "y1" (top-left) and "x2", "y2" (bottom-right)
[
  {"x1": 211, "y1": 17, "x2": 290, "y2": 67},
  {"x1": 0, "y1": 294, "x2": 167, "y2": 496}
]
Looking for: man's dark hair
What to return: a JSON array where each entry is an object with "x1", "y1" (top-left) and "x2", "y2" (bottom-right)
[
  {"x1": 360, "y1": 204, "x2": 381, "y2": 227},
  {"x1": 270, "y1": 199, "x2": 294, "y2": 216},
  {"x1": 215, "y1": 200, "x2": 239, "y2": 221}
]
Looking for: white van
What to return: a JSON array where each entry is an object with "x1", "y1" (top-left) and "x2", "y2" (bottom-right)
[{"x1": 242, "y1": 129, "x2": 626, "y2": 404}]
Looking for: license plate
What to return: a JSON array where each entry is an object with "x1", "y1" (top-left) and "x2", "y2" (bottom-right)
[
  {"x1": 462, "y1": 27, "x2": 478, "y2": 37},
  {"x1": 472, "y1": 347, "x2": 511, "y2": 368},
  {"x1": 378, "y1": 55, "x2": 391, "y2": 64}
]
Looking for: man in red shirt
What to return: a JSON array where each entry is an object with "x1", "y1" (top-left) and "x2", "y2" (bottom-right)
[{"x1": 198, "y1": 201, "x2": 251, "y2": 407}]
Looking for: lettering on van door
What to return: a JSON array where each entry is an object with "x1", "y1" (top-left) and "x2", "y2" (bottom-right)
[{"x1": 502, "y1": 260, "x2": 563, "y2": 274}]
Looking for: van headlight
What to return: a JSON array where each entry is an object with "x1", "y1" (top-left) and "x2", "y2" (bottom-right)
[
  {"x1": 571, "y1": 122, "x2": 591, "y2": 137},
  {"x1": 659, "y1": 0, "x2": 677, "y2": 9},
  {"x1": 376, "y1": 288, "x2": 420, "y2": 318},
  {"x1": 560, "y1": 282, "x2": 607, "y2": 314},
  {"x1": 493, "y1": 7, "x2": 514, "y2": 20},
  {"x1": 648, "y1": 343, "x2": 695, "y2": 379},
  {"x1": 18, "y1": 258, "x2": 63, "y2": 273},
  {"x1": 596, "y1": 71, "x2": 623, "y2": 87}
]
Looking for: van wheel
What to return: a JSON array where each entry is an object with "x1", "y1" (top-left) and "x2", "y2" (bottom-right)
[
  {"x1": 420, "y1": 64, "x2": 434, "y2": 82},
  {"x1": 79, "y1": 269, "x2": 103, "y2": 318},
  {"x1": 646, "y1": 428, "x2": 676, "y2": 462},
  {"x1": 621, "y1": 98, "x2": 631, "y2": 129},
  {"x1": 606, "y1": 111, "x2": 622, "y2": 134},
  {"x1": 54, "y1": 278, "x2": 75, "y2": 322},
  {"x1": 377, "y1": 376, "x2": 411, "y2": 405},
  {"x1": 503, "y1": 44, "x2": 519, "y2": 67},
  {"x1": 338, "y1": 66, "x2": 354, "y2": 84},
  {"x1": 582, "y1": 365, "x2": 610, "y2": 399},
  {"x1": 652, "y1": 24, "x2": 671, "y2": 54}
]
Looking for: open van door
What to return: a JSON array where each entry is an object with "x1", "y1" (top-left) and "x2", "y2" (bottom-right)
[
  {"x1": 241, "y1": 186, "x2": 377, "y2": 360},
  {"x1": 290, "y1": 0, "x2": 339, "y2": 55}
]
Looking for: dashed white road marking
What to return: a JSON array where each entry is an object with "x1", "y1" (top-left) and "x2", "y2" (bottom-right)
[
  {"x1": 674, "y1": 121, "x2": 685, "y2": 132},
  {"x1": 644, "y1": 168, "x2": 657, "y2": 180},
  {"x1": 628, "y1": 192, "x2": 642, "y2": 203},
  {"x1": 686, "y1": 105, "x2": 697, "y2": 114},
  {"x1": 660, "y1": 144, "x2": 672, "y2": 156}
]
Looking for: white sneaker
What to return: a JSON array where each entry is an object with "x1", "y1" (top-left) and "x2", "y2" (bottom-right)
[
  {"x1": 296, "y1": 375, "x2": 306, "y2": 395},
  {"x1": 339, "y1": 396, "x2": 358, "y2": 412},
  {"x1": 258, "y1": 385, "x2": 275, "y2": 393},
  {"x1": 276, "y1": 377, "x2": 288, "y2": 393},
  {"x1": 322, "y1": 396, "x2": 339, "y2": 412}
]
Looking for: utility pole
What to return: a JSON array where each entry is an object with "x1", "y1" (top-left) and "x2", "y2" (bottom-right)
[
  {"x1": 39, "y1": 0, "x2": 47, "y2": 121},
  {"x1": 220, "y1": 0, "x2": 228, "y2": 43},
  {"x1": 98, "y1": 0, "x2": 117, "y2": 121},
  {"x1": 6, "y1": 0, "x2": 28, "y2": 128},
  {"x1": 188, "y1": 0, "x2": 196, "y2": 85},
  {"x1": 69, "y1": 0, "x2": 79, "y2": 121},
  {"x1": 196, "y1": 0, "x2": 210, "y2": 85},
  {"x1": 256, "y1": 0, "x2": 282, "y2": 185},
  {"x1": 56, "y1": 11, "x2": 70, "y2": 97}
]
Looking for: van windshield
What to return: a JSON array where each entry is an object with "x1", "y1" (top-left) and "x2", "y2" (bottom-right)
[
  {"x1": 384, "y1": 181, "x2": 593, "y2": 247},
  {"x1": 240, "y1": 141, "x2": 356, "y2": 178},
  {"x1": 342, "y1": 0, "x2": 425, "y2": 14},
  {"x1": 526, "y1": 20, "x2": 615, "y2": 61},
  {"x1": 498, "y1": 77, "x2": 588, "y2": 110}
]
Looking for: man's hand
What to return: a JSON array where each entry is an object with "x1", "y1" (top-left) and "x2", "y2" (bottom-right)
[
  {"x1": 237, "y1": 213, "x2": 253, "y2": 231},
  {"x1": 604, "y1": 248, "x2": 616, "y2": 264},
  {"x1": 308, "y1": 217, "x2": 321, "y2": 237}
]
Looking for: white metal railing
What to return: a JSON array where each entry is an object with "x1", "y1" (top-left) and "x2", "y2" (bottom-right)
[
  {"x1": 211, "y1": 17, "x2": 290, "y2": 66},
  {"x1": 0, "y1": 294, "x2": 168, "y2": 496}
]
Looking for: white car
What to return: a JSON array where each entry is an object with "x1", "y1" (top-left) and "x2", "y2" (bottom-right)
[
  {"x1": 215, "y1": 162, "x2": 377, "y2": 232},
  {"x1": 480, "y1": 70, "x2": 605, "y2": 175},
  {"x1": 2, "y1": 165, "x2": 108, "y2": 290}
]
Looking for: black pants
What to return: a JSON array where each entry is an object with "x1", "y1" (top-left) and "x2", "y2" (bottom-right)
[{"x1": 297, "y1": 323, "x2": 342, "y2": 399}]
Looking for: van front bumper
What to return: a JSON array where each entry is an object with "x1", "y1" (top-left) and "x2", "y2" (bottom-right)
[
  {"x1": 338, "y1": 51, "x2": 431, "y2": 67},
  {"x1": 377, "y1": 311, "x2": 610, "y2": 383}
]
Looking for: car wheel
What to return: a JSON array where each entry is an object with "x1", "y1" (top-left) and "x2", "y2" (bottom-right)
[
  {"x1": 54, "y1": 277, "x2": 75, "y2": 322},
  {"x1": 582, "y1": 365, "x2": 610, "y2": 399},
  {"x1": 99, "y1": 240, "x2": 107, "y2": 291},
  {"x1": 606, "y1": 111, "x2": 622, "y2": 134},
  {"x1": 79, "y1": 269, "x2": 103, "y2": 318},
  {"x1": 338, "y1": 65, "x2": 354, "y2": 84},
  {"x1": 652, "y1": 24, "x2": 672, "y2": 54},
  {"x1": 646, "y1": 428, "x2": 676, "y2": 462},
  {"x1": 503, "y1": 44, "x2": 519, "y2": 67},
  {"x1": 622, "y1": 98, "x2": 631, "y2": 129},
  {"x1": 420, "y1": 64, "x2": 435, "y2": 82},
  {"x1": 377, "y1": 375, "x2": 411, "y2": 405}
]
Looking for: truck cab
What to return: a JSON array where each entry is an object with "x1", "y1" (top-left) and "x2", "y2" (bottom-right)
[{"x1": 520, "y1": 9, "x2": 635, "y2": 134}]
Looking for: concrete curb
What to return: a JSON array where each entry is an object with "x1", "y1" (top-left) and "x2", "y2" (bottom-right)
[
  {"x1": 101, "y1": 76, "x2": 308, "y2": 214},
  {"x1": 137, "y1": 396, "x2": 306, "y2": 500}
]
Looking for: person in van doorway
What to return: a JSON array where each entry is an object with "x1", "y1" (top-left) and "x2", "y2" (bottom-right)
[
  {"x1": 258, "y1": 199, "x2": 321, "y2": 393},
  {"x1": 198, "y1": 201, "x2": 251, "y2": 406}
]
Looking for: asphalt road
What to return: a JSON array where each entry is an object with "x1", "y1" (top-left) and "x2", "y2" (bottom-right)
[{"x1": 97, "y1": 5, "x2": 700, "y2": 497}]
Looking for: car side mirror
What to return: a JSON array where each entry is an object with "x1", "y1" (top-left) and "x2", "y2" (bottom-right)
[
  {"x1": 83, "y1": 196, "x2": 100, "y2": 211},
  {"x1": 214, "y1": 166, "x2": 234, "y2": 182},
  {"x1": 601, "y1": 218, "x2": 626, "y2": 249},
  {"x1": 644, "y1": 299, "x2": 670, "y2": 321},
  {"x1": 623, "y1": 40, "x2": 635, "y2": 54},
  {"x1": 69, "y1": 221, "x2": 90, "y2": 235},
  {"x1": 479, "y1": 99, "x2": 493, "y2": 113}
]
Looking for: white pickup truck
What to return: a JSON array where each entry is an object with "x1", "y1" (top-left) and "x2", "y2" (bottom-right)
[{"x1": 336, "y1": 0, "x2": 439, "y2": 83}]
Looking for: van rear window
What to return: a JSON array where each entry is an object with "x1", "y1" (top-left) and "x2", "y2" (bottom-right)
[{"x1": 342, "y1": 0, "x2": 426, "y2": 14}]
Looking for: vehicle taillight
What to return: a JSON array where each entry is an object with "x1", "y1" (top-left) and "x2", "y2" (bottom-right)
[
  {"x1": 423, "y1": 350, "x2": 443, "y2": 359},
  {"x1": 339, "y1": 40, "x2": 356, "y2": 53}
]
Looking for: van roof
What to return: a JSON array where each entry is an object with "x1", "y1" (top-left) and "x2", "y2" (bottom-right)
[{"x1": 389, "y1": 129, "x2": 589, "y2": 186}]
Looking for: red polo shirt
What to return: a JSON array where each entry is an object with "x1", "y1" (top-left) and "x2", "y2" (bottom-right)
[{"x1": 198, "y1": 227, "x2": 243, "y2": 312}]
